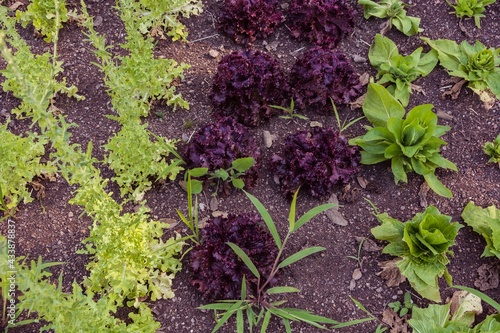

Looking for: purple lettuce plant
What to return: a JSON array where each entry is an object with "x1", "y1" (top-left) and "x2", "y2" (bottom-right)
[
  {"x1": 211, "y1": 50, "x2": 288, "y2": 127},
  {"x1": 271, "y1": 127, "x2": 361, "y2": 198},
  {"x1": 289, "y1": 47, "x2": 362, "y2": 113},
  {"x1": 189, "y1": 213, "x2": 279, "y2": 301},
  {"x1": 217, "y1": 0, "x2": 284, "y2": 46},
  {"x1": 287, "y1": 0, "x2": 357, "y2": 48},
  {"x1": 183, "y1": 117, "x2": 261, "y2": 194}
]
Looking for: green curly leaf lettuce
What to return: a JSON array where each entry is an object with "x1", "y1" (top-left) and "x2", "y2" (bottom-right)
[
  {"x1": 15, "y1": 0, "x2": 68, "y2": 42},
  {"x1": 369, "y1": 34, "x2": 438, "y2": 106},
  {"x1": 349, "y1": 83, "x2": 457, "y2": 198},
  {"x1": 371, "y1": 206, "x2": 462, "y2": 302},
  {"x1": 358, "y1": 0, "x2": 422, "y2": 36}
]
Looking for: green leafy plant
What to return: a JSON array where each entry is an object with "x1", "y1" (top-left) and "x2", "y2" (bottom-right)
[
  {"x1": 271, "y1": 99, "x2": 309, "y2": 120},
  {"x1": 461, "y1": 201, "x2": 500, "y2": 259},
  {"x1": 199, "y1": 188, "x2": 373, "y2": 332},
  {"x1": 0, "y1": 123, "x2": 56, "y2": 212},
  {"x1": 358, "y1": 0, "x2": 422, "y2": 36},
  {"x1": 409, "y1": 285, "x2": 500, "y2": 332},
  {"x1": 368, "y1": 34, "x2": 438, "y2": 106},
  {"x1": 119, "y1": 0, "x2": 203, "y2": 41},
  {"x1": 371, "y1": 205, "x2": 462, "y2": 302},
  {"x1": 422, "y1": 37, "x2": 500, "y2": 108},
  {"x1": 446, "y1": 0, "x2": 497, "y2": 28},
  {"x1": 15, "y1": 0, "x2": 70, "y2": 42},
  {"x1": 483, "y1": 133, "x2": 500, "y2": 166},
  {"x1": 104, "y1": 121, "x2": 184, "y2": 200},
  {"x1": 388, "y1": 291, "x2": 413, "y2": 317},
  {"x1": 349, "y1": 83, "x2": 457, "y2": 198}
]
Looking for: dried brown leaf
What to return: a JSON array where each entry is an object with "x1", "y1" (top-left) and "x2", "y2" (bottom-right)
[
  {"x1": 382, "y1": 307, "x2": 410, "y2": 333},
  {"x1": 474, "y1": 262, "x2": 500, "y2": 291},
  {"x1": 377, "y1": 259, "x2": 406, "y2": 287}
]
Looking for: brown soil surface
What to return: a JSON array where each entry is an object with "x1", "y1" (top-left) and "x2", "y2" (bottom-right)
[{"x1": 1, "y1": 0, "x2": 499, "y2": 332}]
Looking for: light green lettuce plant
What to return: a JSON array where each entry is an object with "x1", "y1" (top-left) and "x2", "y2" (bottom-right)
[
  {"x1": 369, "y1": 34, "x2": 438, "y2": 106},
  {"x1": 349, "y1": 83, "x2": 457, "y2": 197},
  {"x1": 446, "y1": 0, "x2": 497, "y2": 28},
  {"x1": 409, "y1": 285, "x2": 500, "y2": 332},
  {"x1": 358, "y1": 0, "x2": 422, "y2": 36},
  {"x1": 422, "y1": 38, "x2": 500, "y2": 108},
  {"x1": 461, "y1": 201, "x2": 500, "y2": 259},
  {"x1": 483, "y1": 133, "x2": 500, "y2": 165},
  {"x1": 15, "y1": 0, "x2": 69, "y2": 42},
  {"x1": 371, "y1": 205, "x2": 462, "y2": 302}
]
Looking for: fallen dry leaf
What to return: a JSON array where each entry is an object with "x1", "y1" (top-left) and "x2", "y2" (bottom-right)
[
  {"x1": 382, "y1": 307, "x2": 410, "y2": 333},
  {"x1": 325, "y1": 193, "x2": 348, "y2": 226},
  {"x1": 356, "y1": 176, "x2": 368, "y2": 189},
  {"x1": 474, "y1": 262, "x2": 500, "y2": 291},
  {"x1": 377, "y1": 259, "x2": 406, "y2": 287},
  {"x1": 441, "y1": 78, "x2": 467, "y2": 100},
  {"x1": 355, "y1": 236, "x2": 382, "y2": 252},
  {"x1": 349, "y1": 93, "x2": 366, "y2": 110},
  {"x1": 418, "y1": 182, "x2": 430, "y2": 208},
  {"x1": 450, "y1": 290, "x2": 482, "y2": 319},
  {"x1": 352, "y1": 268, "x2": 362, "y2": 280},
  {"x1": 30, "y1": 181, "x2": 46, "y2": 200}
]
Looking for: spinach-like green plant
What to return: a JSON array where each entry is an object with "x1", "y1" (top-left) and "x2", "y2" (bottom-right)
[
  {"x1": 409, "y1": 285, "x2": 500, "y2": 332},
  {"x1": 422, "y1": 38, "x2": 500, "y2": 108},
  {"x1": 461, "y1": 201, "x2": 500, "y2": 259},
  {"x1": 388, "y1": 291, "x2": 413, "y2": 317},
  {"x1": 483, "y1": 133, "x2": 500, "y2": 166},
  {"x1": 271, "y1": 99, "x2": 309, "y2": 120},
  {"x1": 0, "y1": 124, "x2": 56, "y2": 212},
  {"x1": 208, "y1": 157, "x2": 255, "y2": 190},
  {"x1": 371, "y1": 205, "x2": 462, "y2": 302},
  {"x1": 446, "y1": 0, "x2": 496, "y2": 28},
  {"x1": 358, "y1": 0, "x2": 422, "y2": 36},
  {"x1": 15, "y1": 0, "x2": 70, "y2": 42},
  {"x1": 349, "y1": 83, "x2": 457, "y2": 197},
  {"x1": 199, "y1": 188, "x2": 373, "y2": 332},
  {"x1": 369, "y1": 34, "x2": 438, "y2": 106}
]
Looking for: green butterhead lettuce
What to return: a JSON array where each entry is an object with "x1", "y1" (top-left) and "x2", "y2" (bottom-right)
[
  {"x1": 350, "y1": 83, "x2": 457, "y2": 197},
  {"x1": 422, "y1": 38, "x2": 500, "y2": 108},
  {"x1": 369, "y1": 34, "x2": 438, "y2": 106},
  {"x1": 372, "y1": 206, "x2": 462, "y2": 302},
  {"x1": 483, "y1": 133, "x2": 500, "y2": 164}
]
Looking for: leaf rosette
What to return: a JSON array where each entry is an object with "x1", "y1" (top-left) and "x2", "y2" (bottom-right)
[
  {"x1": 350, "y1": 83, "x2": 457, "y2": 197},
  {"x1": 372, "y1": 206, "x2": 462, "y2": 302},
  {"x1": 483, "y1": 133, "x2": 500, "y2": 164}
]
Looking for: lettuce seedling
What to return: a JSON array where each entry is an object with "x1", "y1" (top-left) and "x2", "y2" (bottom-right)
[
  {"x1": 483, "y1": 133, "x2": 500, "y2": 165},
  {"x1": 422, "y1": 38, "x2": 500, "y2": 109},
  {"x1": 287, "y1": 0, "x2": 356, "y2": 48},
  {"x1": 446, "y1": 0, "x2": 496, "y2": 28},
  {"x1": 358, "y1": 0, "x2": 422, "y2": 36},
  {"x1": 461, "y1": 201, "x2": 500, "y2": 259},
  {"x1": 369, "y1": 34, "x2": 438, "y2": 107},
  {"x1": 183, "y1": 117, "x2": 261, "y2": 194},
  {"x1": 217, "y1": 0, "x2": 284, "y2": 46},
  {"x1": 371, "y1": 206, "x2": 462, "y2": 302},
  {"x1": 350, "y1": 83, "x2": 457, "y2": 198}
]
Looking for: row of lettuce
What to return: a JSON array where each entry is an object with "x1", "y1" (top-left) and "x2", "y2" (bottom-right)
[{"x1": 0, "y1": 0, "x2": 499, "y2": 332}]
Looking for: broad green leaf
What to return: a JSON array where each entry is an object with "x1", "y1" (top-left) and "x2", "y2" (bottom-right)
[
  {"x1": 418, "y1": 49, "x2": 439, "y2": 76},
  {"x1": 409, "y1": 303, "x2": 452, "y2": 333},
  {"x1": 244, "y1": 190, "x2": 282, "y2": 249},
  {"x1": 231, "y1": 157, "x2": 254, "y2": 173},
  {"x1": 362, "y1": 83, "x2": 405, "y2": 127},
  {"x1": 227, "y1": 242, "x2": 261, "y2": 279},
  {"x1": 231, "y1": 178, "x2": 245, "y2": 189},
  {"x1": 423, "y1": 173, "x2": 453, "y2": 198},
  {"x1": 266, "y1": 286, "x2": 301, "y2": 294},
  {"x1": 278, "y1": 246, "x2": 325, "y2": 269},
  {"x1": 188, "y1": 167, "x2": 209, "y2": 178},
  {"x1": 213, "y1": 168, "x2": 229, "y2": 181},
  {"x1": 292, "y1": 203, "x2": 334, "y2": 233},
  {"x1": 369, "y1": 34, "x2": 399, "y2": 67}
]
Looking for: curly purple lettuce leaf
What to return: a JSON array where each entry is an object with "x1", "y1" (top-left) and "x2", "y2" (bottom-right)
[
  {"x1": 217, "y1": 0, "x2": 284, "y2": 46},
  {"x1": 189, "y1": 213, "x2": 279, "y2": 301},
  {"x1": 211, "y1": 50, "x2": 288, "y2": 127},
  {"x1": 290, "y1": 47, "x2": 362, "y2": 113},
  {"x1": 271, "y1": 127, "x2": 361, "y2": 198},
  {"x1": 287, "y1": 0, "x2": 356, "y2": 48}
]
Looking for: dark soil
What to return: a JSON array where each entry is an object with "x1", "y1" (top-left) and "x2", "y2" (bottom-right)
[{"x1": 1, "y1": 0, "x2": 499, "y2": 332}]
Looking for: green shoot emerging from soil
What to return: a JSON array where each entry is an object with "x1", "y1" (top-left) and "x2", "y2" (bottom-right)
[
  {"x1": 483, "y1": 133, "x2": 500, "y2": 166},
  {"x1": 446, "y1": 0, "x2": 497, "y2": 28}
]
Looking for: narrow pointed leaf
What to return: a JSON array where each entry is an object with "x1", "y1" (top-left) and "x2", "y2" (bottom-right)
[
  {"x1": 293, "y1": 204, "x2": 334, "y2": 233},
  {"x1": 227, "y1": 242, "x2": 260, "y2": 279},
  {"x1": 278, "y1": 246, "x2": 326, "y2": 269},
  {"x1": 266, "y1": 286, "x2": 301, "y2": 294},
  {"x1": 244, "y1": 190, "x2": 282, "y2": 249}
]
